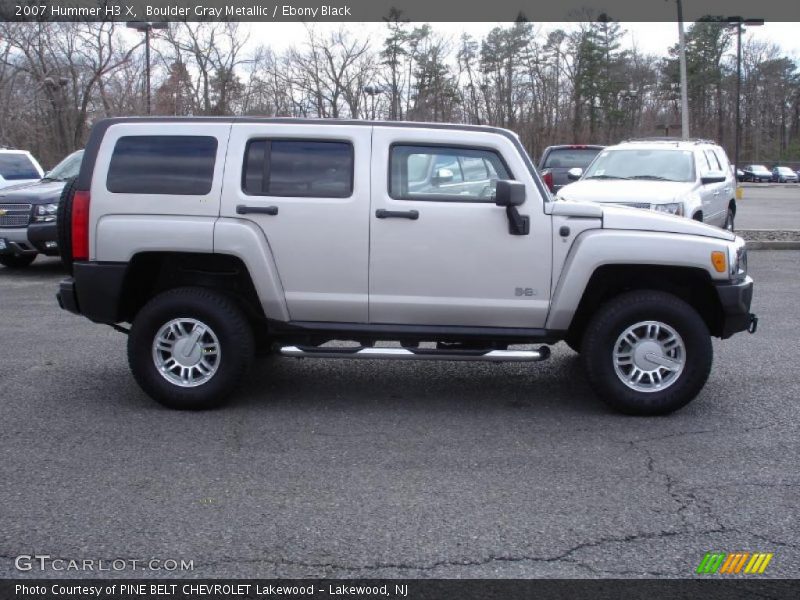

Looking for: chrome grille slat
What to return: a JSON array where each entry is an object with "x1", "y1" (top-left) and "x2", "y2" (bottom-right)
[{"x1": 0, "y1": 203, "x2": 32, "y2": 227}]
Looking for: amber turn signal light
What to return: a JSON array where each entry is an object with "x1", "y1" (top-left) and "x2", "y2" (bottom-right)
[{"x1": 711, "y1": 251, "x2": 727, "y2": 273}]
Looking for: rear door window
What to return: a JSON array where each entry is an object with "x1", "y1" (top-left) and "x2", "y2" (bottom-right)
[
  {"x1": 106, "y1": 136, "x2": 218, "y2": 195},
  {"x1": 243, "y1": 140, "x2": 353, "y2": 198}
]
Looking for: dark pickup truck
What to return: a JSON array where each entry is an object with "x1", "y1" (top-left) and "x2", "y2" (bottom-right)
[{"x1": 538, "y1": 144, "x2": 604, "y2": 193}]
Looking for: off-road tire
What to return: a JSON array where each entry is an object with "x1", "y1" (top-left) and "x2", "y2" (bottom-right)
[
  {"x1": 581, "y1": 290, "x2": 713, "y2": 416},
  {"x1": 128, "y1": 287, "x2": 255, "y2": 410},
  {"x1": 56, "y1": 176, "x2": 77, "y2": 273}
]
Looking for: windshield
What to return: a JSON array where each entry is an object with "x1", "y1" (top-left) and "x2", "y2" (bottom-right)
[
  {"x1": 542, "y1": 148, "x2": 603, "y2": 169},
  {"x1": 751, "y1": 165, "x2": 768, "y2": 171},
  {"x1": 583, "y1": 149, "x2": 696, "y2": 183},
  {"x1": 0, "y1": 153, "x2": 40, "y2": 180},
  {"x1": 777, "y1": 167, "x2": 793, "y2": 174},
  {"x1": 45, "y1": 150, "x2": 84, "y2": 181}
]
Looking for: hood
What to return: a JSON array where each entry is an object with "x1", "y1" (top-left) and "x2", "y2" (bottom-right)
[
  {"x1": 0, "y1": 179, "x2": 66, "y2": 204},
  {"x1": 547, "y1": 200, "x2": 735, "y2": 241},
  {"x1": 556, "y1": 179, "x2": 694, "y2": 204},
  {"x1": 0, "y1": 177, "x2": 41, "y2": 191}
]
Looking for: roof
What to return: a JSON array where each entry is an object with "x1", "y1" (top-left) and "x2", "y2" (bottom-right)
[{"x1": 619, "y1": 137, "x2": 720, "y2": 148}]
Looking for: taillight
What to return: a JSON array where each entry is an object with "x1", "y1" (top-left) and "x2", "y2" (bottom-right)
[
  {"x1": 71, "y1": 190, "x2": 90, "y2": 261},
  {"x1": 542, "y1": 170, "x2": 554, "y2": 192}
]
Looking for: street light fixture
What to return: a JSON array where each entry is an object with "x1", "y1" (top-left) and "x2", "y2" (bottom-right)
[
  {"x1": 363, "y1": 85, "x2": 383, "y2": 120},
  {"x1": 725, "y1": 16, "x2": 764, "y2": 175},
  {"x1": 127, "y1": 21, "x2": 168, "y2": 115}
]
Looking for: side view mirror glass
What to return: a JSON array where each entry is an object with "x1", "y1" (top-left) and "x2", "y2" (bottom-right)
[
  {"x1": 494, "y1": 180, "x2": 526, "y2": 207},
  {"x1": 567, "y1": 167, "x2": 583, "y2": 181},
  {"x1": 432, "y1": 168, "x2": 454, "y2": 185}
]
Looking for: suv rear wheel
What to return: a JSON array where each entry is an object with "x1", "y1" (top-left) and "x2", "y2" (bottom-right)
[
  {"x1": 128, "y1": 287, "x2": 255, "y2": 409},
  {"x1": 581, "y1": 290, "x2": 712, "y2": 415}
]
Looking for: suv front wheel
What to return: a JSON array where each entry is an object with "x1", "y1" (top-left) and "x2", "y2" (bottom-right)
[
  {"x1": 128, "y1": 287, "x2": 255, "y2": 409},
  {"x1": 0, "y1": 253, "x2": 36, "y2": 269},
  {"x1": 581, "y1": 290, "x2": 712, "y2": 415}
]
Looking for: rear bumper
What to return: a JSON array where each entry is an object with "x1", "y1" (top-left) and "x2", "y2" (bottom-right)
[
  {"x1": 715, "y1": 276, "x2": 757, "y2": 338},
  {"x1": 57, "y1": 262, "x2": 127, "y2": 323}
]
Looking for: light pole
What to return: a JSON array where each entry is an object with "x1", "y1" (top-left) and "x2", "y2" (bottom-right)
[
  {"x1": 675, "y1": 0, "x2": 690, "y2": 138},
  {"x1": 725, "y1": 17, "x2": 764, "y2": 174},
  {"x1": 127, "y1": 21, "x2": 168, "y2": 115}
]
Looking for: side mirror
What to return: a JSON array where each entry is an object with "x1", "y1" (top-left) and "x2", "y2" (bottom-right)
[
  {"x1": 567, "y1": 167, "x2": 583, "y2": 181},
  {"x1": 431, "y1": 168, "x2": 454, "y2": 185},
  {"x1": 494, "y1": 180, "x2": 526, "y2": 207},
  {"x1": 701, "y1": 174, "x2": 726, "y2": 185}
]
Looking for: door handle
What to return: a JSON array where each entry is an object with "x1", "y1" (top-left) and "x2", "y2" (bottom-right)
[
  {"x1": 237, "y1": 204, "x2": 278, "y2": 216},
  {"x1": 375, "y1": 209, "x2": 419, "y2": 220}
]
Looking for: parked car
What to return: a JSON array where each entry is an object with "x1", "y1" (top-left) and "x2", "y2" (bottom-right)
[
  {"x1": 771, "y1": 166, "x2": 798, "y2": 183},
  {"x1": 56, "y1": 118, "x2": 756, "y2": 416},
  {"x1": 556, "y1": 139, "x2": 737, "y2": 230},
  {"x1": 538, "y1": 144, "x2": 605, "y2": 193},
  {"x1": 0, "y1": 148, "x2": 44, "y2": 190},
  {"x1": 0, "y1": 149, "x2": 83, "y2": 268},
  {"x1": 741, "y1": 164, "x2": 772, "y2": 182}
]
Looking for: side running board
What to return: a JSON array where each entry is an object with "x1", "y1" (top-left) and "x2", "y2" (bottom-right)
[{"x1": 278, "y1": 345, "x2": 550, "y2": 362}]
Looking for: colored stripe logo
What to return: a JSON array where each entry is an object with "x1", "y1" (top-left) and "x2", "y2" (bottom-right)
[{"x1": 697, "y1": 552, "x2": 773, "y2": 574}]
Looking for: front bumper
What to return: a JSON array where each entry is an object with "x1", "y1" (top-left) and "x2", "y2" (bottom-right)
[
  {"x1": 27, "y1": 222, "x2": 59, "y2": 255},
  {"x1": 715, "y1": 276, "x2": 757, "y2": 338},
  {"x1": 0, "y1": 226, "x2": 37, "y2": 255},
  {"x1": 0, "y1": 222, "x2": 58, "y2": 255}
]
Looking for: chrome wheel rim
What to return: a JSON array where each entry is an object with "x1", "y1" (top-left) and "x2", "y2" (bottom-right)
[
  {"x1": 613, "y1": 321, "x2": 685, "y2": 393},
  {"x1": 152, "y1": 318, "x2": 221, "y2": 388}
]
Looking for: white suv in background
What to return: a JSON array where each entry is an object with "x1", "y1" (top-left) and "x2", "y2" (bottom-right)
[
  {"x1": 555, "y1": 139, "x2": 737, "y2": 231},
  {"x1": 0, "y1": 148, "x2": 45, "y2": 190}
]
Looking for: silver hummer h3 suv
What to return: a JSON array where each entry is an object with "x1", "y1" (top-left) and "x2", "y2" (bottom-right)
[{"x1": 56, "y1": 118, "x2": 757, "y2": 415}]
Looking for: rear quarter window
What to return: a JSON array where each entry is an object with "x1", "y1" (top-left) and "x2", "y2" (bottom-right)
[{"x1": 106, "y1": 136, "x2": 218, "y2": 195}]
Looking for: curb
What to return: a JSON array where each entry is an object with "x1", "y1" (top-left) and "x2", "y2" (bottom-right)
[{"x1": 745, "y1": 241, "x2": 800, "y2": 250}]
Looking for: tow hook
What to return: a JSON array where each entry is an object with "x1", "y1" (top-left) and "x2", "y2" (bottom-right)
[{"x1": 748, "y1": 314, "x2": 758, "y2": 334}]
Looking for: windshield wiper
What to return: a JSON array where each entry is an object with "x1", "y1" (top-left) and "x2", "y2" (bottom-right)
[
  {"x1": 585, "y1": 174, "x2": 631, "y2": 180},
  {"x1": 629, "y1": 175, "x2": 679, "y2": 181}
]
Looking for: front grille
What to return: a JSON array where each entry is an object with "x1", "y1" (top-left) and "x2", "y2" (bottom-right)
[
  {"x1": 614, "y1": 202, "x2": 651, "y2": 209},
  {"x1": 0, "y1": 203, "x2": 32, "y2": 227}
]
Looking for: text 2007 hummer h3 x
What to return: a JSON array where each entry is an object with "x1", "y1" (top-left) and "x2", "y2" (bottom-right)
[{"x1": 56, "y1": 118, "x2": 757, "y2": 415}]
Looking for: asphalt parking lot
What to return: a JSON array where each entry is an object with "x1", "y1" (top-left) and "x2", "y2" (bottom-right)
[
  {"x1": 737, "y1": 184, "x2": 800, "y2": 230},
  {"x1": 1, "y1": 249, "x2": 798, "y2": 579}
]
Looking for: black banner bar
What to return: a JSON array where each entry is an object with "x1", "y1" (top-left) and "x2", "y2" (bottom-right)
[
  {"x1": 2, "y1": 579, "x2": 800, "y2": 600},
  {"x1": 3, "y1": 0, "x2": 800, "y2": 22}
]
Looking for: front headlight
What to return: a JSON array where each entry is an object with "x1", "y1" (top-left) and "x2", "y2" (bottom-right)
[
  {"x1": 728, "y1": 240, "x2": 748, "y2": 281},
  {"x1": 34, "y1": 203, "x2": 58, "y2": 223},
  {"x1": 653, "y1": 203, "x2": 683, "y2": 216}
]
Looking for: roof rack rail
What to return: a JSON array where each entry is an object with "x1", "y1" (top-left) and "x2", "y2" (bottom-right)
[{"x1": 623, "y1": 137, "x2": 717, "y2": 145}]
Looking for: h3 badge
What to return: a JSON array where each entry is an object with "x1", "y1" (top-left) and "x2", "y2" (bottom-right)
[{"x1": 515, "y1": 287, "x2": 537, "y2": 297}]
